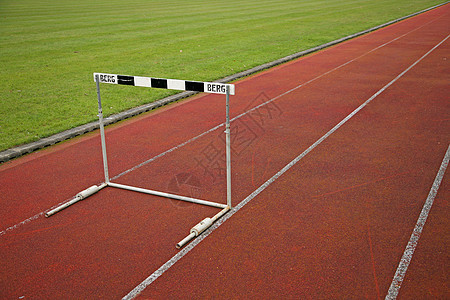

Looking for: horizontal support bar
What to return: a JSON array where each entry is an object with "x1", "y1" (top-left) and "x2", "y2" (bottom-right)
[
  {"x1": 93, "y1": 73, "x2": 235, "y2": 95},
  {"x1": 107, "y1": 182, "x2": 227, "y2": 209}
]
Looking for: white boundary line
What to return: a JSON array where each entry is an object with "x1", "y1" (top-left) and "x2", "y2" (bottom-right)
[
  {"x1": 0, "y1": 13, "x2": 443, "y2": 237},
  {"x1": 0, "y1": 213, "x2": 43, "y2": 236},
  {"x1": 122, "y1": 33, "x2": 450, "y2": 300},
  {"x1": 385, "y1": 145, "x2": 450, "y2": 299}
]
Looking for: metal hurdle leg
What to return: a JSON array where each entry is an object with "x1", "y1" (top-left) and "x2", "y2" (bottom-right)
[
  {"x1": 96, "y1": 75, "x2": 110, "y2": 184},
  {"x1": 225, "y1": 86, "x2": 232, "y2": 209},
  {"x1": 45, "y1": 75, "x2": 110, "y2": 217},
  {"x1": 176, "y1": 87, "x2": 233, "y2": 248}
]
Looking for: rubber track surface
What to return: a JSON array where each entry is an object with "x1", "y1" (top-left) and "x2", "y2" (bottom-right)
[{"x1": 1, "y1": 4, "x2": 449, "y2": 299}]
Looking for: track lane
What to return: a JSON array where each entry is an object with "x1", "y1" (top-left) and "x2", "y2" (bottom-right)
[{"x1": 134, "y1": 29, "x2": 449, "y2": 300}]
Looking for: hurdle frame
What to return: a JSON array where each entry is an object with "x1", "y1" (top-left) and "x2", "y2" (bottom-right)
[{"x1": 46, "y1": 73, "x2": 235, "y2": 249}]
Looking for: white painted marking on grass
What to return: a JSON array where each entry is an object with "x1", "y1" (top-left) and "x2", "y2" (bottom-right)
[
  {"x1": 385, "y1": 145, "x2": 450, "y2": 299},
  {"x1": 122, "y1": 33, "x2": 450, "y2": 300}
]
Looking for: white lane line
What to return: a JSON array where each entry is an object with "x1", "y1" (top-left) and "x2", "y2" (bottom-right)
[
  {"x1": 0, "y1": 16, "x2": 441, "y2": 237},
  {"x1": 122, "y1": 32, "x2": 450, "y2": 300},
  {"x1": 385, "y1": 145, "x2": 450, "y2": 299},
  {"x1": 0, "y1": 195, "x2": 79, "y2": 236},
  {"x1": 0, "y1": 213, "x2": 43, "y2": 236}
]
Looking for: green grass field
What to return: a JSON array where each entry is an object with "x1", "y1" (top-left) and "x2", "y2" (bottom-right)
[{"x1": 0, "y1": 0, "x2": 444, "y2": 151}]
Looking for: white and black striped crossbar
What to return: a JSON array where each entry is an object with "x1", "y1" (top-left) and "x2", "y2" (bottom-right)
[{"x1": 94, "y1": 73, "x2": 235, "y2": 95}]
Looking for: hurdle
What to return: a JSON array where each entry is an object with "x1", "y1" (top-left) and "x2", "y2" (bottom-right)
[{"x1": 45, "y1": 73, "x2": 235, "y2": 249}]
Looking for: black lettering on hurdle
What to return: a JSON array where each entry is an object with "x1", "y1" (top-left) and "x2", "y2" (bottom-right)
[
  {"x1": 207, "y1": 83, "x2": 226, "y2": 94},
  {"x1": 99, "y1": 74, "x2": 116, "y2": 84}
]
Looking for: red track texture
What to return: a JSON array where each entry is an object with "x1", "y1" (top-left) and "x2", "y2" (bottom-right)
[{"x1": 1, "y1": 4, "x2": 449, "y2": 299}]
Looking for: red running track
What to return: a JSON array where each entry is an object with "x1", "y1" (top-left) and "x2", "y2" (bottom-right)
[{"x1": 1, "y1": 4, "x2": 449, "y2": 299}]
